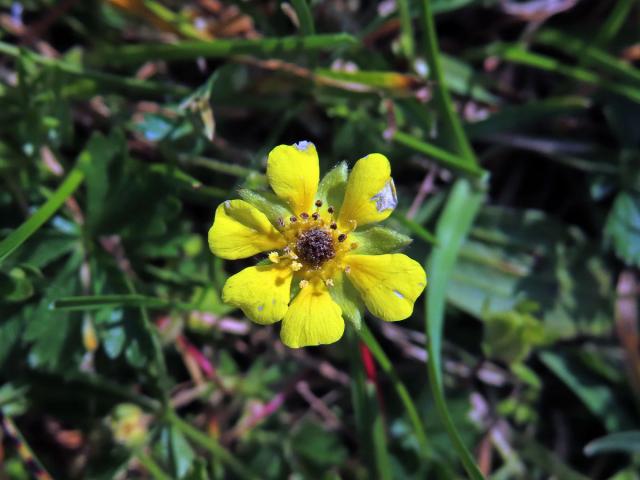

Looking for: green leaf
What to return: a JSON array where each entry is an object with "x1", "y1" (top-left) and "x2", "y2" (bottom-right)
[
  {"x1": 316, "y1": 161, "x2": 348, "y2": 213},
  {"x1": 0, "y1": 267, "x2": 37, "y2": 303},
  {"x1": 584, "y1": 431, "x2": 640, "y2": 456},
  {"x1": 352, "y1": 226, "x2": 412, "y2": 255},
  {"x1": 290, "y1": 420, "x2": 348, "y2": 469},
  {"x1": 237, "y1": 188, "x2": 291, "y2": 226},
  {"x1": 329, "y1": 272, "x2": 363, "y2": 329},
  {"x1": 425, "y1": 179, "x2": 485, "y2": 480},
  {"x1": 82, "y1": 130, "x2": 125, "y2": 231},
  {"x1": 605, "y1": 191, "x2": 640, "y2": 267},
  {"x1": 482, "y1": 307, "x2": 546, "y2": 364},
  {"x1": 539, "y1": 351, "x2": 634, "y2": 431},
  {"x1": 0, "y1": 164, "x2": 85, "y2": 265},
  {"x1": 158, "y1": 426, "x2": 196, "y2": 479},
  {"x1": 95, "y1": 34, "x2": 358, "y2": 66}
]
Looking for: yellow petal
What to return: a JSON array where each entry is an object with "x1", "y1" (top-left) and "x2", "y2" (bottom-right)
[
  {"x1": 346, "y1": 254, "x2": 427, "y2": 321},
  {"x1": 338, "y1": 153, "x2": 397, "y2": 229},
  {"x1": 222, "y1": 264, "x2": 293, "y2": 325},
  {"x1": 208, "y1": 200, "x2": 286, "y2": 260},
  {"x1": 280, "y1": 282, "x2": 344, "y2": 348},
  {"x1": 267, "y1": 141, "x2": 319, "y2": 215}
]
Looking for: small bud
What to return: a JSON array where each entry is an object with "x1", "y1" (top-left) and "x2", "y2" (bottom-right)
[
  {"x1": 350, "y1": 242, "x2": 358, "y2": 250},
  {"x1": 315, "y1": 200, "x2": 323, "y2": 207},
  {"x1": 338, "y1": 233, "x2": 347, "y2": 242},
  {"x1": 110, "y1": 404, "x2": 148, "y2": 448}
]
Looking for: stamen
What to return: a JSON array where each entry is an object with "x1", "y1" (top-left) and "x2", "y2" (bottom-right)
[
  {"x1": 268, "y1": 252, "x2": 280, "y2": 263},
  {"x1": 345, "y1": 265, "x2": 351, "y2": 274},
  {"x1": 311, "y1": 212, "x2": 319, "y2": 220},
  {"x1": 338, "y1": 233, "x2": 347, "y2": 242},
  {"x1": 300, "y1": 212, "x2": 309, "y2": 220},
  {"x1": 291, "y1": 261, "x2": 303, "y2": 271},
  {"x1": 330, "y1": 223, "x2": 337, "y2": 230},
  {"x1": 315, "y1": 200, "x2": 323, "y2": 207},
  {"x1": 290, "y1": 215, "x2": 298, "y2": 223},
  {"x1": 277, "y1": 217, "x2": 285, "y2": 228},
  {"x1": 299, "y1": 279, "x2": 309, "y2": 289},
  {"x1": 327, "y1": 206, "x2": 334, "y2": 214},
  {"x1": 325, "y1": 278, "x2": 334, "y2": 287}
]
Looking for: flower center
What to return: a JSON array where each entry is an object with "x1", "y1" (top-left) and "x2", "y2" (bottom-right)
[{"x1": 296, "y1": 228, "x2": 335, "y2": 267}]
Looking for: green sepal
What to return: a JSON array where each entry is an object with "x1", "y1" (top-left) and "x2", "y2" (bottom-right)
[
  {"x1": 238, "y1": 188, "x2": 291, "y2": 227},
  {"x1": 317, "y1": 161, "x2": 348, "y2": 213},
  {"x1": 351, "y1": 226, "x2": 412, "y2": 255},
  {"x1": 330, "y1": 271, "x2": 364, "y2": 330}
]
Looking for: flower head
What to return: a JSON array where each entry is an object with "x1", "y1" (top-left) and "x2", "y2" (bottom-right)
[{"x1": 208, "y1": 141, "x2": 427, "y2": 348}]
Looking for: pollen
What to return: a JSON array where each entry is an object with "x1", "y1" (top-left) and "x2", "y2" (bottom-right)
[
  {"x1": 296, "y1": 228, "x2": 336, "y2": 267},
  {"x1": 268, "y1": 251, "x2": 280, "y2": 263},
  {"x1": 291, "y1": 261, "x2": 303, "y2": 271}
]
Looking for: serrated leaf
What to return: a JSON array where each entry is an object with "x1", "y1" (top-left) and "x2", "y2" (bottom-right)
[
  {"x1": 351, "y1": 226, "x2": 412, "y2": 255},
  {"x1": 605, "y1": 190, "x2": 640, "y2": 267}
]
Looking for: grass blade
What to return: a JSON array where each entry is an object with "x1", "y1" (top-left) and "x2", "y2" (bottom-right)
[
  {"x1": 0, "y1": 166, "x2": 84, "y2": 265},
  {"x1": 392, "y1": 130, "x2": 486, "y2": 178},
  {"x1": 358, "y1": 324, "x2": 430, "y2": 458},
  {"x1": 95, "y1": 34, "x2": 357, "y2": 66},
  {"x1": 419, "y1": 0, "x2": 477, "y2": 164},
  {"x1": 426, "y1": 179, "x2": 485, "y2": 480},
  {"x1": 290, "y1": 0, "x2": 315, "y2": 35},
  {"x1": 51, "y1": 294, "x2": 193, "y2": 311},
  {"x1": 347, "y1": 330, "x2": 392, "y2": 479},
  {"x1": 165, "y1": 409, "x2": 258, "y2": 480}
]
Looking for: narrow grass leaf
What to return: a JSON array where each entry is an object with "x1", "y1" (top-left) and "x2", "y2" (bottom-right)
[
  {"x1": 426, "y1": 179, "x2": 485, "y2": 480},
  {"x1": 0, "y1": 167, "x2": 84, "y2": 265}
]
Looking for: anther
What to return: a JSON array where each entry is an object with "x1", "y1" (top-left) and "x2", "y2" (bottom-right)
[
  {"x1": 300, "y1": 212, "x2": 309, "y2": 220},
  {"x1": 315, "y1": 200, "x2": 323, "y2": 207},
  {"x1": 327, "y1": 206, "x2": 335, "y2": 214},
  {"x1": 277, "y1": 217, "x2": 285, "y2": 228},
  {"x1": 338, "y1": 233, "x2": 347, "y2": 242},
  {"x1": 325, "y1": 278, "x2": 334, "y2": 287},
  {"x1": 268, "y1": 252, "x2": 280, "y2": 263},
  {"x1": 311, "y1": 212, "x2": 320, "y2": 220},
  {"x1": 291, "y1": 261, "x2": 303, "y2": 271},
  {"x1": 299, "y1": 279, "x2": 309, "y2": 289},
  {"x1": 330, "y1": 222, "x2": 337, "y2": 230},
  {"x1": 290, "y1": 215, "x2": 298, "y2": 222}
]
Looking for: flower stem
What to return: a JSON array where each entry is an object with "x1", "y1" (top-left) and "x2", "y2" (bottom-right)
[
  {"x1": 164, "y1": 409, "x2": 259, "y2": 480},
  {"x1": 357, "y1": 324, "x2": 430, "y2": 458},
  {"x1": 136, "y1": 451, "x2": 173, "y2": 480}
]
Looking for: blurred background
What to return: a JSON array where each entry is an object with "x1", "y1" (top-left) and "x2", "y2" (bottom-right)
[{"x1": 0, "y1": 0, "x2": 639, "y2": 479}]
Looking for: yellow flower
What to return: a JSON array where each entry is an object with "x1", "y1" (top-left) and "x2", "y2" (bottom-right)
[{"x1": 208, "y1": 141, "x2": 427, "y2": 348}]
